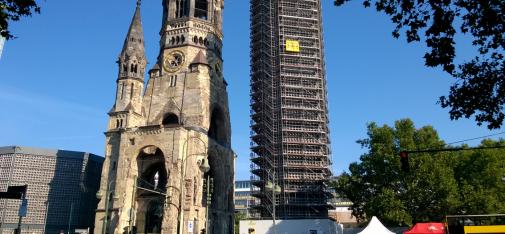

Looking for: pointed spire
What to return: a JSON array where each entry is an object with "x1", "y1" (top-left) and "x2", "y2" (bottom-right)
[
  {"x1": 190, "y1": 51, "x2": 209, "y2": 66},
  {"x1": 120, "y1": 1, "x2": 145, "y2": 59},
  {"x1": 149, "y1": 63, "x2": 161, "y2": 72}
]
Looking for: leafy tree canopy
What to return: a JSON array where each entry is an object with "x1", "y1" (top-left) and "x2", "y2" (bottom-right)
[
  {"x1": 333, "y1": 119, "x2": 505, "y2": 226},
  {"x1": 0, "y1": 0, "x2": 40, "y2": 39},
  {"x1": 334, "y1": 0, "x2": 505, "y2": 129}
]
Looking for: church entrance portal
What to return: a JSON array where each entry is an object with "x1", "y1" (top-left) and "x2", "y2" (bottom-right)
[{"x1": 135, "y1": 146, "x2": 167, "y2": 234}]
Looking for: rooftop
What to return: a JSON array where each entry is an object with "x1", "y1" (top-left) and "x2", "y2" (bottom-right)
[{"x1": 0, "y1": 145, "x2": 103, "y2": 162}]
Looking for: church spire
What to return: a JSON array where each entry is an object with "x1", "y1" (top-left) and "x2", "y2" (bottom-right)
[
  {"x1": 112, "y1": 1, "x2": 147, "y2": 118},
  {"x1": 120, "y1": 1, "x2": 145, "y2": 60}
]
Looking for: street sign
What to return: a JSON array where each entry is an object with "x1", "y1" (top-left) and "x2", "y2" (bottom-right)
[
  {"x1": 285, "y1": 39, "x2": 300, "y2": 52},
  {"x1": 18, "y1": 199, "x2": 28, "y2": 217},
  {"x1": 188, "y1": 220, "x2": 194, "y2": 233},
  {"x1": 75, "y1": 228, "x2": 90, "y2": 234}
]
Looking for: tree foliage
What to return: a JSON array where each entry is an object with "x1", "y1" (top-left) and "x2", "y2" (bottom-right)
[
  {"x1": 334, "y1": 0, "x2": 505, "y2": 129},
  {"x1": 454, "y1": 139, "x2": 505, "y2": 214},
  {"x1": 234, "y1": 212, "x2": 247, "y2": 234},
  {"x1": 0, "y1": 0, "x2": 40, "y2": 39},
  {"x1": 333, "y1": 119, "x2": 505, "y2": 226}
]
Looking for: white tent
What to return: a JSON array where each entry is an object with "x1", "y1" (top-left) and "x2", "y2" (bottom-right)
[{"x1": 358, "y1": 216, "x2": 395, "y2": 234}]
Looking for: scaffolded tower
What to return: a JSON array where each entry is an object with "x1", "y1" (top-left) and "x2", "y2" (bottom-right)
[{"x1": 249, "y1": 0, "x2": 333, "y2": 219}]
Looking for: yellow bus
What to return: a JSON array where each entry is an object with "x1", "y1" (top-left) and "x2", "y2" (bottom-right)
[{"x1": 445, "y1": 214, "x2": 505, "y2": 234}]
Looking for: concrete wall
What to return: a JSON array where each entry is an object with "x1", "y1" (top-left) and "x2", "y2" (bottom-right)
[
  {"x1": 239, "y1": 219, "x2": 339, "y2": 234},
  {"x1": 239, "y1": 220, "x2": 409, "y2": 234}
]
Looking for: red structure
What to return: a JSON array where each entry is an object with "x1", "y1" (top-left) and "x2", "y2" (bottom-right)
[{"x1": 404, "y1": 223, "x2": 446, "y2": 234}]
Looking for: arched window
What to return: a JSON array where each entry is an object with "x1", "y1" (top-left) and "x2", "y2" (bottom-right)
[
  {"x1": 162, "y1": 113, "x2": 179, "y2": 125},
  {"x1": 136, "y1": 147, "x2": 166, "y2": 234},
  {"x1": 123, "y1": 64, "x2": 127, "y2": 73},
  {"x1": 130, "y1": 64, "x2": 135, "y2": 73},
  {"x1": 169, "y1": 75, "x2": 178, "y2": 87},
  {"x1": 176, "y1": 0, "x2": 189, "y2": 18},
  {"x1": 130, "y1": 83, "x2": 134, "y2": 99},
  {"x1": 120, "y1": 83, "x2": 125, "y2": 99},
  {"x1": 193, "y1": 177, "x2": 198, "y2": 205},
  {"x1": 194, "y1": 0, "x2": 208, "y2": 20}
]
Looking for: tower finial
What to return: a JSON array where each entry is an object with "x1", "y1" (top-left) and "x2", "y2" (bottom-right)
[
  {"x1": 137, "y1": 0, "x2": 141, "y2": 7},
  {"x1": 119, "y1": 0, "x2": 145, "y2": 60}
]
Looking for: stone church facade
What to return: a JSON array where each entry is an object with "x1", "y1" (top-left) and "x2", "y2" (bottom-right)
[{"x1": 94, "y1": 0, "x2": 234, "y2": 233}]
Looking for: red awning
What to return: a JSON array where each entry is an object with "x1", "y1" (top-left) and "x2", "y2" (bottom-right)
[{"x1": 404, "y1": 223, "x2": 446, "y2": 234}]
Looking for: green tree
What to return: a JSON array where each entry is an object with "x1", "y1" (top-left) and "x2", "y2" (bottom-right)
[
  {"x1": 334, "y1": 119, "x2": 505, "y2": 225},
  {"x1": 334, "y1": 0, "x2": 505, "y2": 129},
  {"x1": 453, "y1": 140, "x2": 505, "y2": 214},
  {"x1": 334, "y1": 119, "x2": 461, "y2": 226},
  {"x1": 234, "y1": 212, "x2": 246, "y2": 234},
  {"x1": 0, "y1": 0, "x2": 40, "y2": 39}
]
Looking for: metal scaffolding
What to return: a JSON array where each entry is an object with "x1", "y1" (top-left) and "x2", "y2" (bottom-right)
[{"x1": 249, "y1": 0, "x2": 333, "y2": 219}]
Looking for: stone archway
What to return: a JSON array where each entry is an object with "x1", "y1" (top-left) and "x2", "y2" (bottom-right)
[{"x1": 135, "y1": 146, "x2": 167, "y2": 234}]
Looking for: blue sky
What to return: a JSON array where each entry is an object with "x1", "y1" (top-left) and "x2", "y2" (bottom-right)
[{"x1": 0, "y1": 0, "x2": 502, "y2": 180}]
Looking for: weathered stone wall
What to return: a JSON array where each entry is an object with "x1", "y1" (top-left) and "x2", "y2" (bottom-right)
[{"x1": 95, "y1": 1, "x2": 233, "y2": 233}]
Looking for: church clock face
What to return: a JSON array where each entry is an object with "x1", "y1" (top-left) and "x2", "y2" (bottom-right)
[{"x1": 164, "y1": 50, "x2": 185, "y2": 72}]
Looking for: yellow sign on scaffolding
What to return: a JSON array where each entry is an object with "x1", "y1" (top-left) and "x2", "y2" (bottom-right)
[{"x1": 285, "y1": 39, "x2": 300, "y2": 52}]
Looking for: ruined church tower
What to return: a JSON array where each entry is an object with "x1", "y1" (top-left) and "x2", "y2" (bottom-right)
[{"x1": 94, "y1": 0, "x2": 234, "y2": 233}]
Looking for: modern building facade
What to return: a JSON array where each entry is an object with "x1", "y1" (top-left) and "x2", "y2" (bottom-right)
[
  {"x1": 234, "y1": 180, "x2": 259, "y2": 215},
  {"x1": 249, "y1": 0, "x2": 333, "y2": 219},
  {"x1": 94, "y1": 0, "x2": 234, "y2": 233},
  {"x1": 0, "y1": 146, "x2": 103, "y2": 234}
]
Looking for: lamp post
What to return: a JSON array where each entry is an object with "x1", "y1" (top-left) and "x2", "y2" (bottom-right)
[{"x1": 178, "y1": 135, "x2": 210, "y2": 234}]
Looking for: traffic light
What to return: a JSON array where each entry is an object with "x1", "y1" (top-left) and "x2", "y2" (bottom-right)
[
  {"x1": 0, "y1": 185, "x2": 27, "y2": 199},
  {"x1": 399, "y1": 151, "x2": 409, "y2": 172}
]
